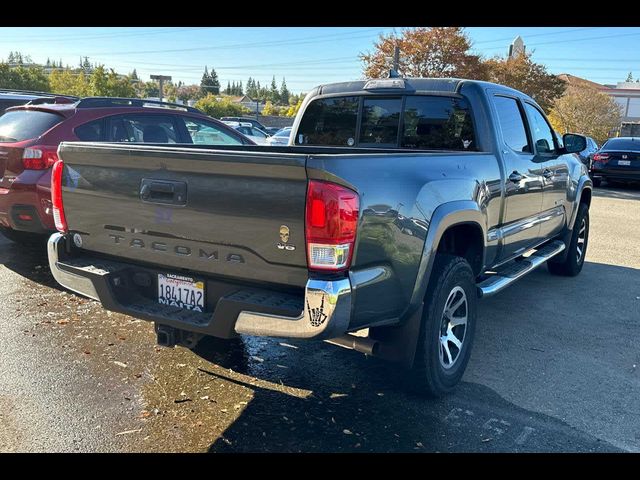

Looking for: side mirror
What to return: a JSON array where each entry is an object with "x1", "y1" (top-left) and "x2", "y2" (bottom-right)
[{"x1": 563, "y1": 133, "x2": 587, "y2": 154}]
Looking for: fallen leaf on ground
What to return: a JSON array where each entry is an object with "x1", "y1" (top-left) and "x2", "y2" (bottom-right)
[
  {"x1": 140, "y1": 411, "x2": 151, "y2": 418},
  {"x1": 83, "y1": 350, "x2": 91, "y2": 355},
  {"x1": 116, "y1": 428, "x2": 142, "y2": 436},
  {"x1": 56, "y1": 319, "x2": 69, "y2": 325}
]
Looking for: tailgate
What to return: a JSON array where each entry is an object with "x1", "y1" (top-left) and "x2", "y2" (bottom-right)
[{"x1": 58, "y1": 143, "x2": 309, "y2": 288}]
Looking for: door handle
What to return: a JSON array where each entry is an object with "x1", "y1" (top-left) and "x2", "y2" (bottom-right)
[
  {"x1": 508, "y1": 171, "x2": 523, "y2": 183},
  {"x1": 542, "y1": 169, "x2": 554, "y2": 179}
]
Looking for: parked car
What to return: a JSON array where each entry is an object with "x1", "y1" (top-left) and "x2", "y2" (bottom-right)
[
  {"x1": 576, "y1": 136, "x2": 599, "y2": 167},
  {"x1": 590, "y1": 137, "x2": 640, "y2": 187},
  {"x1": 265, "y1": 126, "x2": 292, "y2": 146},
  {"x1": 222, "y1": 121, "x2": 270, "y2": 145},
  {"x1": 48, "y1": 77, "x2": 591, "y2": 397},
  {"x1": 0, "y1": 97, "x2": 254, "y2": 244},
  {"x1": 0, "y1": 89, "x2": 77, "y2": 113},
  {"x1": 220, "y1": 116, "x2": 280, "y2": 135}
]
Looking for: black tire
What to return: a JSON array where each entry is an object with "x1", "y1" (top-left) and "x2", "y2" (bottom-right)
[
  {"x1": 0, "y1": 227, "x2": 47, "y2": 246},
  {"x1": 407, "y1": 254, "x2": 478, "y2": 397},
  {"x1": 548, "y1": 203, "x2": 589, "y2": 277},
  {"x1": 592, "y1": 177, "x2": 602, "y2": 188}
]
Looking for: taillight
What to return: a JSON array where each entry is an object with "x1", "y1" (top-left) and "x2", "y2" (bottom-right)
[
  {"x1": 22, "y1": 145, "x2": 59, "y2": 170},
  {"x1": 51, "y1": 159, "x2": 68, "y2": 233},
  {"x1": 305, "y1": 180, "x2": 359, "y2": 271},
  {"x1": 592, "y1": 153, "x2": 610, "y2": 165}
]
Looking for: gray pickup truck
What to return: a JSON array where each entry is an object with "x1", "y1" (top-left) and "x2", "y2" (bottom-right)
[{"x1": 47, "y1": 77, "x2": 592, "y2": 396}]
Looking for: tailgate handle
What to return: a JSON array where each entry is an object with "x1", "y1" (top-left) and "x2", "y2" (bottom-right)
[{"x1": 140, "y1": 179, "x2": 187, "y2": 206}]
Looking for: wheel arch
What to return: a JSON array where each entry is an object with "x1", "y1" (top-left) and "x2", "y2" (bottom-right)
[{"x1": 409, "y1": 201, "x2": 487, "y2": 307}]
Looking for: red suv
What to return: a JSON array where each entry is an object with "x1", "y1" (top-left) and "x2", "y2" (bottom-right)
[{"x1": 0, "y1": 97, "x2": 254, "y2": 243}]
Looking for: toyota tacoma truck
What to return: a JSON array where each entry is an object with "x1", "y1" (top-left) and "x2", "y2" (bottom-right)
[{"x1": 47, "y1": 78, "x2": 592, "y2": 396}]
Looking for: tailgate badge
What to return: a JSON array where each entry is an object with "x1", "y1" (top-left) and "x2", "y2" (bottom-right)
[
  {"x1": 73, "y1": 233, "x2": 83, "y2": 248},
  {"x1": 277, "y1": 225, "x2": 295, "y2": 251},
  {"x1": 622, "y1": 154, "x2": 628, "y2": 159}
]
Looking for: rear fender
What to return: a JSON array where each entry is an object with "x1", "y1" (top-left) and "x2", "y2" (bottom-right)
[{"x1": 409, "y1": 200, "x2": 487, "y2": 306}]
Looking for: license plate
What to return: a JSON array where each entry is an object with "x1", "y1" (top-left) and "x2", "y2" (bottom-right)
[
  {"x1": 619, "y1": 160, "x2": 631, "y2": 166},
  {"x1": 158, "y1": 273, "x2": 205, "y2": 312}
]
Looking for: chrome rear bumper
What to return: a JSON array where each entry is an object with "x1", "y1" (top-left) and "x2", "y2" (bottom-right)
[{"x1": 47, "y1": 232, "x2": 352, "y2": 340}]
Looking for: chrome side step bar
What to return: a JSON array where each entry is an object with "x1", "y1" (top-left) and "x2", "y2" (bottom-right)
[{"x1": 477, "y1": 240, "x2": 566, "y2": 298}]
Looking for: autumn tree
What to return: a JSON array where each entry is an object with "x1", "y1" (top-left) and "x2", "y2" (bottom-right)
[
  {"x1": 485, "y1": 52, "x2": 566, "y2": 112},
  {"x1": 548, "y1": 85, "x2": 622, "y2": 145},
  {"x1": 360, "y1": 27, "x2": 488, "y2": 80}
]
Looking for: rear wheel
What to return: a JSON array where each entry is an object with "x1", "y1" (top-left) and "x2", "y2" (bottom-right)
[
  {"x1": 548, "y1": 203, "x2": 589, "y2": 277},
  {"x1": 407, "y1": 254, "x2": 477, "y2": 397},
  {"x1": 0, "y1": 227, "x2": 47, "y2": 246}
]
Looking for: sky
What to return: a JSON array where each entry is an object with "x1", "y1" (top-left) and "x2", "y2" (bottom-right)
[{"x1": 1, "y1": 27, "x2": 640, "y2": 93}]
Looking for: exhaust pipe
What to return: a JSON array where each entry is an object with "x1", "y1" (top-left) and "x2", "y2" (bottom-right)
[{"x1": 326, "y1": 334, "x2": 379, "y2": 356}]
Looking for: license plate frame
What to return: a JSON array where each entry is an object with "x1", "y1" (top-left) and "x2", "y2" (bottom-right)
[{"x1": 157, "y1": 273, "x2": 205, "y2": 312}]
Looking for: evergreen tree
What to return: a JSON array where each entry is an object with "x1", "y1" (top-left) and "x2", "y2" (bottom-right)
[
  {"x1": 626, "y1": 72, "x2": 634, "y2": 82},
  {"x1": 269, "y1": 75, "x2": 279, "y2": 103},
  {"x1": 238, "y1": 80, "x2": 243, "y2": 96},
  {"x1": 226, "y1": 81, "x2": 231, "y2": 95},
  {"x1": 209, "y1": 67, "x2": 220, "y2": 95},
  {"x1": 200, "y1": 66, "x2": 214, "y2": 96},
  {"x1": 45, "y1": 58, "x2": 51, "y2": 68},
  {"x1": 279, "y1": 77, "x2": 290, "y2": 106},
  {"x1": 246, "y1": 77, "x2": 254, "y2": 97},
  {"x1": 130, "y1": 69, "x2": 139, "y2": 81},
  {"x1": 7, "y1": 52, "x2": 15, "y2": 64}
]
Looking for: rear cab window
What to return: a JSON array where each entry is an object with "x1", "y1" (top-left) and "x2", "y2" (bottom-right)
[
  {"x1": 295, "y1": 94, "x2": 477, "y2": 151},
  {"x1": 0, "y1": 110, "x2": 63, "y2": 142}
]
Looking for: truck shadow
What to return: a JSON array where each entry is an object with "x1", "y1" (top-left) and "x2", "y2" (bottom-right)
[
  {"x1": 188, "y1": 259, "x2": 635, "y2": 453},
  {"x1": 191, "y1": 337, "x2": 619, "y2": 452}
]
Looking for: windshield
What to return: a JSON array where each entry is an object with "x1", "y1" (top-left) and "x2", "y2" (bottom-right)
[
  {"x1": 275, "y1": 128, "x2": 291, "y2": 137},
  {"x1": 0, "y1": 110, "x2": 63, "y2": 143},
  {"x1": 601, "y1": 138, "x2": 640, "y2": 151}
]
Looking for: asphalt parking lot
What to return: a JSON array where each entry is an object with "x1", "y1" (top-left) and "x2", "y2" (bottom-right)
[{"x1": 0, "y1": 185, "x2": 638, "y2": 453}]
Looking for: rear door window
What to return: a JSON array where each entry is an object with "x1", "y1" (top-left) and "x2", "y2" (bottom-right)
[
  {"x1": 493, "y1": 96, "x2": 531, "y2": 153},
  {"x1": 359, "y1": 97, "x2": 402, "y2": 147},
  {"x1": 0, "y1": 110, "x2": 63, "y2": 143},
  {"x1": 295, "y1": 96, "x2": 359, "y2": 146},
  {"x1": 401, "y1": 96, "x2": 476, "y2": 150},
  {"x1": 106, "y1": 114, "x2": 180, "y2": 143},
  {"x1": 75, "y1": 119, "x2": 104, "y2": 141}
]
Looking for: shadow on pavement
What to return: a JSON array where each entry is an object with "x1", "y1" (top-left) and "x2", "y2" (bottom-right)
[
  {"x1": 593, "y1": 183, "x2": 640, "y2": 201},
  {"x1": 0, "y1": 237, "x2": 60, "y2": 289}
]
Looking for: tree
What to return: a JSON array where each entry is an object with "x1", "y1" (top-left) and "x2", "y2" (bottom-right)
[
  {"x1": 89, "y1": 65, "x2": 108, "y2": 95},
  {"x1": 130, "y1": 69, "x2": 139, "y2": 81},
  {"x1": 285, "y1": 99, "x2": 303, "y2": 117},
  {"x1": 208, "y1": 67, "x2": 221, "y2": 95},
  {"x1": 200, "y1": 66, "x2": 213, "y2": 96},
  {"x1": 280, "y1": 77, "x2": 290, "y2": 106},
  {"x1": 194, "y1": 94, "x2": 250, "y2": 118},
  {"x1": 177, "y1": 84, "x2": 201, "y2": 103},
  {"x1": 48, "y1": 68, "x2": 77, "y2": 95},
  {"x1": 246, "y1": 77, "x2": 256, "y2": 98},
  {"x1": 548, "y1": 85, "x2": 622, "y2": 145},
  {"x1": 262, "y1": 100, "x2": 277, "y2": 116},
  {"x1": 626, "y1": 72, "x2": 634, "y2": 82},
  {"x1": 360, "y1": 27, "x2": 488, "y2": 80},
  {"x1": 269, "y1": 76, "x2": 279, "y2": 103},
  {"x1": 485, "y1": 52, "x2": 566, "y2": 112},
  {"x1": 105, "y1": 69, "x2": 136, "y2": 97},
  {"x1": 238, "y1": 80, "x2": 243, "y2": 96},
  {"x1": 0, "y1": 63, "x2": 50, "y2": 92},
  {"x1": 225, "y1": 81, "x2": 231, "y2": 95}
]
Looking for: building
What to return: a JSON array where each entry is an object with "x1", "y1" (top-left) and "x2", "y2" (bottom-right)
[
  {"x1": 231, "y1": 95, "x2": 265, "y2": 114},
  {"x1": 508, "y1": 36, "x2": 526, "y2": 59}
]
